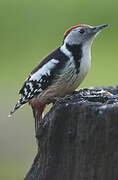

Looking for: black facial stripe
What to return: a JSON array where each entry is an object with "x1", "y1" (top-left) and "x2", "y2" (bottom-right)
[{"x1": 66, "y1": 43, "x2": 83, "y2": 73}]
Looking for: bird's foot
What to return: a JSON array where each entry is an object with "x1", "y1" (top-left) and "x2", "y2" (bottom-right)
[{"x1": 29, "y1": 99, "x2": 46, "y2": 132}]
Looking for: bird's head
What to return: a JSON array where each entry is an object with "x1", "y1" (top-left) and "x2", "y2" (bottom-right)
[{"x1": 63, "y1": 24, "x2": 108, "y2": 45}]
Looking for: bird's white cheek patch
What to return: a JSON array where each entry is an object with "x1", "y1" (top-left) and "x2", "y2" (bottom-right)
[{"x1": 29, "y1": 59, "x2": 59, "y2": 81}]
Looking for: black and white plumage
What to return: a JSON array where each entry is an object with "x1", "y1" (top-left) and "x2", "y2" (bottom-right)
[{"x1": 9, "y1": 24, "x2": 108, "y2": 117}]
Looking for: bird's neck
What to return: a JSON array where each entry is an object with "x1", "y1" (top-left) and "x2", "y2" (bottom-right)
[
  {"x1": 60, "y1": 41, "x2": 92, "y2": 74},
  {"x1": 60, "y1": 43, "x2": 82, "y2": 58},
  {"x1": 66, "y1": 43, "x2": 83, "y2": 60},
  {"x1": 60, "y1": 43, "x2": 83, "y2": 73},
  {"x1": 63, "y1": 40, "x2": 92, "y2": 60}
]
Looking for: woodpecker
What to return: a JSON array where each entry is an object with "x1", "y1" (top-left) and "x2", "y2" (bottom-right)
[{"x1": 9, "y1": 24, "x2": 108, "y2": 121}]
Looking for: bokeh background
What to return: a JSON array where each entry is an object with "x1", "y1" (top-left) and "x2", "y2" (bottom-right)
[{"x1": 0, "y1": 0, "x2": 118, "y2": 179}]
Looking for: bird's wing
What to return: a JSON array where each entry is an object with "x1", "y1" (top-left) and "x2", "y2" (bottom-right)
[
  {"x1": 19, "y1": 58, "x2": 59, "y2": 100},
  {"x1": 19, "y1": 47, "x2": 69, "y2": 99},
  {"x1": 9, "y1": 47, "x2": 69, "y2": 115}
]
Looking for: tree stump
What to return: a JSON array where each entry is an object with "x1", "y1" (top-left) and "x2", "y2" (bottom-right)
[{"x1": 24, "y1": 86, "x2": 118, "y2": 180}]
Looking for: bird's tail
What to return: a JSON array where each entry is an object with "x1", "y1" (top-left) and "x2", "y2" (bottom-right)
[{"x1": 8, "y1": 98, "x2": 27, "y2": 117}]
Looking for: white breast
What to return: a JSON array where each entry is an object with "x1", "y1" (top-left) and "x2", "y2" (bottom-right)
[
  {"x1": 77, "y1": 40, "x2": 92, "y2": 83},
  {"x1": 54, "y1": 41, "x2": 92, "y2": 93}
]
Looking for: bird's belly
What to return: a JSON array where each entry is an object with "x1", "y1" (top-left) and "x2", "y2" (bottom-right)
[
  {"x1": 63, "y1": 57, "x2": 91, "y2": 93},
  {"x1": 38, "y1": 58, "x2": 91, "y2": 103},
  {"x1": 75, "y1": 56, "x2": 91, "y2": 88}
]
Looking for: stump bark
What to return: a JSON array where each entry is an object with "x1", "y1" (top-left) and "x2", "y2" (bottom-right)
[{"x1": 24, "y1": 87, "x2": 118, "y2": 180}]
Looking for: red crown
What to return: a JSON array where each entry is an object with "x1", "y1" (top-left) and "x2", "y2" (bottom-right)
[{"x1": 64, "y1": 24, "x2": 86, "y2": 38}]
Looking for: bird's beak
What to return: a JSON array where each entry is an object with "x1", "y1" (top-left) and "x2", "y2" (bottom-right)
[{"x1": 92, "y1": 24, "x2": 108, "y2": 33}]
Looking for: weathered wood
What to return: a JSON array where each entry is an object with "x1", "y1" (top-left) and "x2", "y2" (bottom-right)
[{"x1": 24, "y1": 87, "x2": 118, "y2": 180}]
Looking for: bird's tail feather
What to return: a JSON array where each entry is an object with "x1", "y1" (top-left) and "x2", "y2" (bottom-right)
[
  {"x1": 8, "y1": 101, "x2": 22, "y2": 117},
  {"x1": 8, "y1": 98, "x2": 27, "y2": 117}
]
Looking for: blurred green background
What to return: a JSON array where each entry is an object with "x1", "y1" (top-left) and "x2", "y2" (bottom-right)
[{"x1": 0, "y1": 0, "x2": 118, "y2": 179}]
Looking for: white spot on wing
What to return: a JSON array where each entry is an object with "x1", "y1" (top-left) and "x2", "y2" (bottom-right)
[
  {"x1": 38, "y1": 88, "x2": 42, "y2": 92},
  {"x1": 47, "y1": 70, "x2": 51, "y2": 76},
  {"x1": 29, "y1": 59, "x2": 59, "y2": 81},
  {"x1": 51, "y1": 59, "x2": 59, "y2": 64},
  {"x1": 27, "y1": 93, "x2": 31, "y2": 98},
  {"x1": 24, "y1": 88, "x2": 28, "y2": 95},
  {"x1": 29, "y1": 82, "x2": 33, "y2": 91}
]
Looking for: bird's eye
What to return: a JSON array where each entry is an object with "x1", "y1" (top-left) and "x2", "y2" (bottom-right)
[{"x1": 79, "y1": 29, "x2": 85, "y2": 34}]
